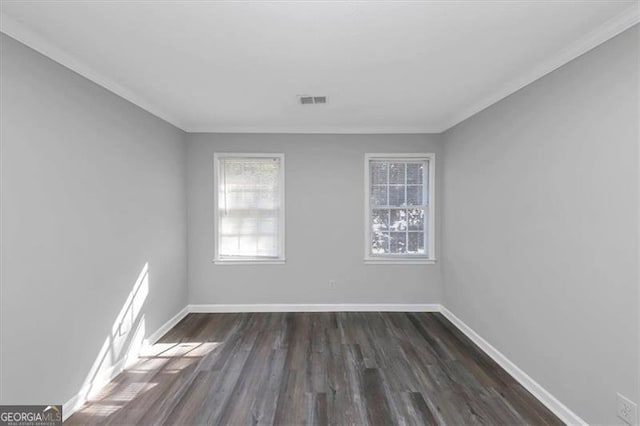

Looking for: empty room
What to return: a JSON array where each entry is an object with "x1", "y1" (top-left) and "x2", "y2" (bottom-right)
[{"x1": 1, "y1": 1, "x2": 638, "y2": 425}]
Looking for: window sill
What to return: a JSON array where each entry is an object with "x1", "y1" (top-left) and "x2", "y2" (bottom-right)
[
  {"x1": 364, "y1": 258, "x2": 437, "y2": 265},
  {"x1": 212, "y1": 259, "x2": 286, "y2": 265}
]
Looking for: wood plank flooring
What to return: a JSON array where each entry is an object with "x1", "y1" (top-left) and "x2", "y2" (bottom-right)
[{"x1": 66, "y1": 312, "x2": 563, "y2": 425}]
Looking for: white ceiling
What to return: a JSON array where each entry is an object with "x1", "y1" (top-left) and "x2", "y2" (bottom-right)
[{"x1": 1, "y1": 1, "x2": 638, "y2": 133}]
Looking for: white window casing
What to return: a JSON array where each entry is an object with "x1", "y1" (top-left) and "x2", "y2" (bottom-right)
[
  {"x1": 213, "y1": 153, "x2": 285, "y2": 264},
  {"x1": 364, "y1": 153, "x2": 436, "y2": 264}
]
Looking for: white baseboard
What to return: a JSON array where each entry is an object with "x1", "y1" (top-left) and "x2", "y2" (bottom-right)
[
  {"x1": 187, "y1": 303, "x2": 442, "y2": 313},
  {"x1": 145, "y1": 305, "x2": 190, "y2": 345},
  {"x1": 439, "y1": 307, "x2": 587, "y2": 426}
]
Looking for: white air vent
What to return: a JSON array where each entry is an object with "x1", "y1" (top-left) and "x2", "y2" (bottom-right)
[{"x1": 298, "y1": 95, "x2": 327, "y2": 105}]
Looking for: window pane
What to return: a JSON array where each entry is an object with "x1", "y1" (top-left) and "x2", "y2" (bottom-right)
[
  {"x1": 371, "y1": 231, "x2": 389, "y2": 254},
  {"x1": 371, "y1": 162, "x2": 388, "y2": 185},
  {"x1": 408, "y1": 232, "x2": 425, "y2": 254},
  {"x1": 372, "y1": 209, "x2": 390, "y2": 232},
  {"x1": 390, "y1": 209, "x2": 407, "y2": 231},
  {"x1": 238, "y1": 235, "x2": 257, "y2": 253},
  {"x1": 257, "y1": 215, "x2": 276, "y2": 234},
  {"x1": 390, "y1": 232, "x2": 407, "y2": 253},
  {"x1": 219, "y1": 216, "x2": 258, "y2": 236},
  {"x1": 389, "y1": 186, "x2": 405, "y2": 206},
  {"x1": 407, "y1": 208, "x2": 424, "y2": 231},
  {"x1": 407, "y1": 163, "x2": 423, "y2": 184},
  {"x1": 257, "y1": 236, "x2": 276, "y2": 254},
  {"x1": 389, "y1": 163, "x2": 406, "y2": 184},
  {"x1": 219, "y1": 236, "x2": 238, "y2": 255},
  {"x1": 406, "y1": 186, "x2": 423, "y2": 206},
  {"x1": 371, "y1": 186, "x2": 387, "y2": 206}
]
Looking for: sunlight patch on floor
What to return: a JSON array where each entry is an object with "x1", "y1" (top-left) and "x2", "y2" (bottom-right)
[
  {"x1": 82, "y1": 404, "x2": 124, "y2": 416},
  {"x1": 107, "y1": 382, "x2": 158, "y2": 402}
]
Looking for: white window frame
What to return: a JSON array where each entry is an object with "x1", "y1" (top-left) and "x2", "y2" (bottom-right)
[
  {"x1": 364, "y1": 153, "x2": 436, "y2": 264},
  {"x1": 213, "y1": 153, "x2": 286, "y2": 265}
]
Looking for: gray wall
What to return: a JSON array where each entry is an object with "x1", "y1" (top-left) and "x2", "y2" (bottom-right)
[
  {"x1": 0, "y1": 35, "x2": 188, "y2": 405},
  {"x1": 442, "y1": 26, "x2": 639, "y2": 424},
  {"x1": 187, "y1": 133, "x2": 443, "y2": 305}
]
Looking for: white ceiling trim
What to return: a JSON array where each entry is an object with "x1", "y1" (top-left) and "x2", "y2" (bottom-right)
[
  {"x1": 440, "y1": 3, "x2": 640, "y2": 132},
  {"x1": 0, "y1": 12, "x2": 188, "y2": 131},
  {"x1": 2, "y1": 5, "x2": 638, "y2": 135},
  {"x1": 184, "y1": 125, "x2": 442, "y2": 134}
]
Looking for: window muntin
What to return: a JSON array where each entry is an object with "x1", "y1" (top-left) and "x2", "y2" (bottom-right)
[
  {"x1": 365, "y1": 154, "x2": 435, "y2": 262},
  {"x1": 214, "y1": 154, "x2": 284, "y2": 262}
]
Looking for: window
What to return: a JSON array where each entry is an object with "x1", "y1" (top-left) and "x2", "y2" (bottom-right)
[
  {"x1": 364, "y1": 153, "x2": 435, "y2": 263},
  {"x1": 214, "y1": 153, "x2": 285, "y2": 263}
]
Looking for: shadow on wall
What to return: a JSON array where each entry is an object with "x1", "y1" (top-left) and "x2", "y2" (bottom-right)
[{"x1": 66, "y1": 263, "x2": 150, "y2": 414}]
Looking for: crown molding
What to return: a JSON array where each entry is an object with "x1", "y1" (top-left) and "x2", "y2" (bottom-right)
[
  {"x1": 0, "y1": 12, "x2": 188, "y2": 131},
  {"x1": 439, "y1": 3, "x2": 640, "y2": 132},
  {"x1": 188, "y1": 303, "x2": 442, "y2": 313},
  {"x1": 183, "y1": 125, "x2": 443, "y2": 134}
]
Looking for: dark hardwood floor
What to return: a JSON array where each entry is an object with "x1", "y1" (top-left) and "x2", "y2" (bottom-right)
[{"x1": 66, "y1": 312, "x2": 563, "y2": 425}]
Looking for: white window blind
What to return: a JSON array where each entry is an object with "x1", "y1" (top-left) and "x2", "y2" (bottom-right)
[
  {"x1": 365, "y1": 154, "x2": 435, "y2": 263},
  {"x1": 215, "y1": 154, "x2": 284, "y2": 262}
]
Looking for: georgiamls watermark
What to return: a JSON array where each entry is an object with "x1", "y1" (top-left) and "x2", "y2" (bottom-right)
[{"x1": 0, "y1": 405, "x2": 62, "y2": 426}]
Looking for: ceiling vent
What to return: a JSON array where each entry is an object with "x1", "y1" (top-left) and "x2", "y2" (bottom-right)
[{"x1": 298, "y1": 95, "x2": 327, "y2": 105}]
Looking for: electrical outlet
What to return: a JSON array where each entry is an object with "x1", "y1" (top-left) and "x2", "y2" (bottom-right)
[{"x1": 618, "y1": 393, "x2": 638, "y2": 425}]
